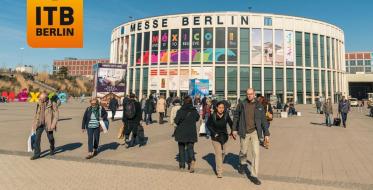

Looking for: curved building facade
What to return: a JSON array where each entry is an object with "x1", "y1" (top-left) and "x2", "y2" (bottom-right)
[{"x1": 110, "y1": 12, "x2": 346, "y2": 104}]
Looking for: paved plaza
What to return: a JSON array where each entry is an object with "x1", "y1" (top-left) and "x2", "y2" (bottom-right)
[{"x1": 0, "y1": 101, "x2": 372, "y2": 190}]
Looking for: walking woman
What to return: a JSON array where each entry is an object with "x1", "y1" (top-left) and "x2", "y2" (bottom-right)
[
  {"x1": 82, "y1": 98, "x2": 108, "y2": 159},
  {"x1": 174, "y1": 96, "x2": 200, "y2": 172},
  {"x1": 206, "y1": 101, "x2": 233, "y2": 178}
]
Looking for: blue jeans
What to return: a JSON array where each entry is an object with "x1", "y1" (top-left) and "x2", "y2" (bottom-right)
[
  {"x1": 317, "y1": 107, "x2": 321, "y2": 114},
  {"x1": 146, "y1": 113, "x2": 152, "y2": 125},
  {"x1": 87, "y1": 127, "x2": 100, "y2": 152},
  {"x1": 178, "y1": 142, "x2": 195, "y2": 167},
  {"x1": 325, "y1": 113, "x2": 332, "y2": 126},
  {"x1": 341, "y1": 112, "x2": 348, "y2": 126}
]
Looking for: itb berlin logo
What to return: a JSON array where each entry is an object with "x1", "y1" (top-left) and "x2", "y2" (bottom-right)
[{"x1": 27, "y1": 0, "x2": 83, "y2": 48}]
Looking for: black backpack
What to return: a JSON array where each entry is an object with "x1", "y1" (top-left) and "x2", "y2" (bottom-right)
[{"x1": 124, "y1": 100, "x2": 136, "y2": 119}]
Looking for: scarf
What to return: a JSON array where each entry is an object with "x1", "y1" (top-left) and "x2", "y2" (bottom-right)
[{"x1": 90, "y1": 106, "x2": 100, "y2": 120}]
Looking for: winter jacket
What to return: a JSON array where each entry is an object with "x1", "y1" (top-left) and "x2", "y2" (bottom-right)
[
  {"x1": 33, "y1": 100, "x2": 59, "y2": 132},
  {"x1": 156, "y1": 98, "x2": 166, "y2": 113},
  {"x1": 82, "y1": 106, "x2": 108, "y2": 129},
  {"x1": 338, "y1": 100, "x2": 350, "y2": 114},
  {"x1": 232, "y1": 98, "x2": 269, "y2": 138},
  {"x1": 174, "y1": 103, "x2": 200, "y2": 143},
  {"x1": 323, "y1": 102, "x2": 333, "y2": 114}
]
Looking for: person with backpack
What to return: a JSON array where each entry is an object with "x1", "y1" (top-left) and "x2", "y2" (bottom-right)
[
  {"x1": 30, "y1": 92, "x2": 59, "y2": 160},
  {"x1": 122, "y1": 93, "x2": 142, "y2": 147},
  {"x1": 174, "y1": 96, "x2": 200, "y2": 172},
  {"x1": 338, "y1": 96, "x2": 351, "y2": 128},
  {"x1": 82, "y1": 98, "x2": 108, "y2": 159},
  {"x1": 109, "y1": 95, "x2": 119, "y2": 121},
  {"x1": 323, "y1": 98, "x2": 333, "y2": 127},
  {"x1": 206, "y1": 101, "x2": 233, "y2": 178}
]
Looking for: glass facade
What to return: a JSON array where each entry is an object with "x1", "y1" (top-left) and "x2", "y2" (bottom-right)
[{"x1": 112, "y1": 13, "x2": 345, "y2": 104}]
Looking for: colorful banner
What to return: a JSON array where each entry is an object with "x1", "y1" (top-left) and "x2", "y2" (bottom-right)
[
  {"x1": 189, "y1": 79, "x2": 209, "y2": 96},
  {"x1": 285, "y1": 31, "x2": 294, "y2": 66}
]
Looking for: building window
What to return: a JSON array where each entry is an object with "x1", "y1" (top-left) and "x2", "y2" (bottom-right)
[
  {"x1": 276, "y1": 68, "x2": 284, "y2": 93},
  {"x1": 240, "y1": 28, "x2": 250, "y2": 65},
  {"x1": 151, "y1": 31, "x2": 159, "y2": 65},
  {"x1": 314, "y1": 70, "x2": 319, "y2": 94},
  {"x1": 331, "y1": 38, "x2": 335, "y2": 69},
  {"x1": 320, "y1": 35, "x2": 325, "y2": 68},
  {"x1": 227, "y1": 28, "x2": 238, "y2": 64},
  {"x1": 264, "y1": 17, "x2": 272, "y2": 26},
  {"x1": 366, "y1": 66, "x2": 372, "y2": 73},
  {"x1": 160, "y1": 30, "x2": 169, "y2": 65},
  {"x1": 313, "y1": 34, "x2": 319, "y2": 68},
  {"x1": 275, "y1": 30, "x2": 284, "y2": 66},
  {"x1": 365, "y1": 60, "x2": 371, "y2": 66},
  {"x1": 170, "y1": 29, "x2": 179, "y2": 65},
  {"x1": 295, "y1": 32, "x2": 303, "y2": 66},
  {"x1": 240, "y1": 67, "x2": 250, "y2": 99},
  {"x1": 252, "y1": 67, "x2": 261, "y2": 92},
  {"x1": 215, "y1": 27, "x2": 226, "y2": 64},
  {"x1": 350, "y1": 60, "x2": 356, "y2": 66},
  {"x1": 305, "y1": 33, "x2": 311, "y2": 67},
  {"x1": 326, "y1": 37, "x2": 331, "y2": 69},
  {"x1": 215, "y1": 67, "x2": 225, "y2": 99},
  {"x1": 129, "y1": 69, "x2": 133, "y2": 93},
  {"x1": 286, "y1": 69, "x2": 294, "y2": 92},
  {"x1": 264, "y1": 68, "x2": 273, "y2": 92},
  {"x1": 252, "y1": 29, "x2": 262, "y2": 65},
  {"x1": 130, "y1": 34, "x2": 135, "y2": 66},
  {"x1": 142, "y1": 68, "x2": 148, "y2": 95},
  {"x1": 227, "y1": 67, "x2": 237, "y2": 96},
  {"x1": 264, "y1": 29, "x2": 273, "y2": 65},
  {"x1": 321, "y1": 71, "x2": 325, "y2": 95},
  {"x1": 357, "y1": 60, "x2": 364, "y2": 66},
  {"x1": 142, "y1": 32, "x2": 150, "y2": 65},
  {"x1": 192, "y1": 28, "x2": 202, "y2": 64},
  {"x1": 306, "y1": 70, "x2": 311, "y2": 94},
  {"x1": 203, "y1": 28, "x2": 213, "y2": 64},
  {"x1": 135, "y1": 33, "x2": 142, "y2": 65}
]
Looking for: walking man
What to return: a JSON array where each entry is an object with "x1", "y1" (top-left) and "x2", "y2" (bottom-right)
[
  {"x1": 338, "y1": 96, "x2": 351, "y2": 128},
  {"x1": 316, "y1": 98, "x2": 322, "y2": 114},
  {"x1": 122, "y1": 93, "x2": 142, "y2": 147},
  {"x1": 232, "y1": 88, "x2": 269, "y2": 185},
  {"x1": 31, "y1": 92, "x2": 59, "y2": 160},
  {"x1": 323, "y1": 98, "x2": 333, "y2": 127},
  {"x1": 109, "y1": 95, "x2": 119, "y2": 121}
]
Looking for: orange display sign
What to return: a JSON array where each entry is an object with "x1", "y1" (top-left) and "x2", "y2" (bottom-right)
[{"x1": 27, "y1": 0, "x2": 83, "y2": 48}]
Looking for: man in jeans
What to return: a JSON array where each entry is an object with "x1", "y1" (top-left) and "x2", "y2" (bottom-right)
[
  {"x1": 232, "y1": 88, "x2": 269, "y2": 185},
  {"x1": 338, "y1": 96, "x2": 351, "y2": 128},
  {"x1": 31, "y1": 92, "x2": 59, "y2": 160},
  {"x1": 323, "y1": 98, "x2": 333, "y2": 127}
]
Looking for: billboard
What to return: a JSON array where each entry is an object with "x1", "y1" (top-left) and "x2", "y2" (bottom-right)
[
  {"x1": 93, "y1": 63, "x2": 127, "y2": 97},
  {"x1": 285, "y1": 31, "x2": 294, "y2": 66},
  {"x1": 189, "y1": 79, "x2": 209, "y2": 96}
]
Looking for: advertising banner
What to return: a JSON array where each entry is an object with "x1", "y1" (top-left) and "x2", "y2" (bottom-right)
[
  {"x1": 189, "y1": 79, "x2": 209, "y2": 96},
  {"x1": 285, "y1": 31, "x2": 294, "y2": 66},
  {"x1": 94, "y1": 63, "x2": 127, "y2": 97}
]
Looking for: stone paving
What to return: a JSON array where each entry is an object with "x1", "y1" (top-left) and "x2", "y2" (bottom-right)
[{"x1": 0, "y1": 101, "x2": 372, "y2": 190}]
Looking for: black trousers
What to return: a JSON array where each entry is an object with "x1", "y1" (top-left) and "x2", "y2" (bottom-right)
[
  {"x1": 34, "y1": 125, "x2": 55, "y2": 156},
  {"x1": 87, "y1": 127, "x2": 100, "y2": 152},
  {"x1": 159, "y1": 112, "x2": 164, "y2": 124},
  {"x1": 111, "y1": 109, "x2": 116, "y2": 119},
  {"x1": 178, "y1": 142, "x2": 195, "y2": 167}
]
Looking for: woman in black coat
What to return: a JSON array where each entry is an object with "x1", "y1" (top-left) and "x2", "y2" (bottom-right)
[{"x1": 174, "y1": 96, "x2": 200, "y2": 172}]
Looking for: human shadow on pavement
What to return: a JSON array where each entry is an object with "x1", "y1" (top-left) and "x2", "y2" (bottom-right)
[
  {"x1": 40, "y1": 142, "x2": 82, "y2": 157},
  {"x1": 58, "y1": 118, "x2": 72, "y2": 121},
  {"x1": 202, "y1": 153, "x2": 216, "y2": 174},
  {"x1": 224, "y1": 153, "x2": 240, "y2": 170},
  {"x1": 98, "y1": 142, "x2": 120, "y2": 153}
]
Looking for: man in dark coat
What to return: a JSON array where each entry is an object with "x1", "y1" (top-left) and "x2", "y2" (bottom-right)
[
  {"x1": 174, "y1": 96, "x2": 200, "y2": 172},
  {"x1": 109, "y1": 95, "x2": 119, "y2": 121},
  {"x1": 122, "y1": 94, "x2": 142, "y2": 148},
  {"x1": 144, "y1": 95, "x2": 155, "y2": 125},
  {"x1": 232, "y1": 88, "x2": 269, "y2": 185}
]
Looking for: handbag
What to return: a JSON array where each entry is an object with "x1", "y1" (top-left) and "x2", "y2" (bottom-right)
[
  {"x1": 27, "y1": 131, "x2": 36, "y2": 152},
  {"x1": 199, "y1": 122, "x2": 206, "y2": 135},
  {"x1": 117, "y1": 124, "x2": 125, "y2": 139},
  {"x1": 99, "y1": 120, "x2": 109, "y2": 133},
  {"x1": 266, "y1": 105, "x2": 273, "y2": 121}
]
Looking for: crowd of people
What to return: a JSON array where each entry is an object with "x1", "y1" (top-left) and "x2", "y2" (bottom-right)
[{"x1": 29, "y1": 88, "x2": 278, "y2": 185}]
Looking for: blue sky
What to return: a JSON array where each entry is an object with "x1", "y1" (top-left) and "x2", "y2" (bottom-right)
[{"x1": 0, "y1": 0, "x2": 372, "y2": 72}]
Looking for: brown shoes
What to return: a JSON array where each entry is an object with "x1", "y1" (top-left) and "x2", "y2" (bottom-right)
[{"x1": 189, "y1": 161, "x2": 196, "y2": 173}]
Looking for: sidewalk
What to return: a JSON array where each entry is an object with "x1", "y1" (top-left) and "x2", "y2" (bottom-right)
[{"x1": 0, "y1": 102, "x2": 372, "y2": 189}]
